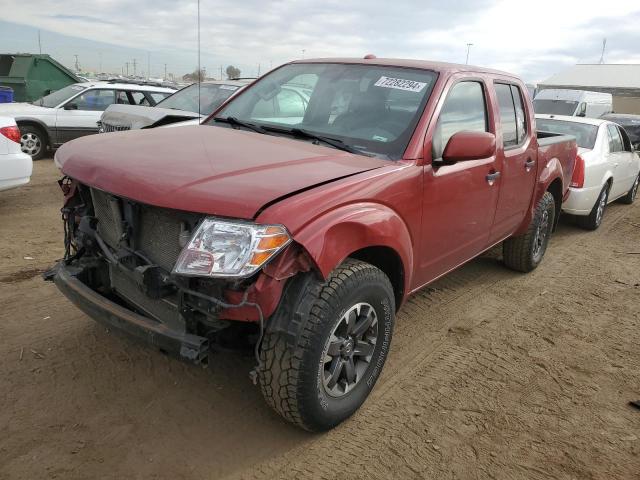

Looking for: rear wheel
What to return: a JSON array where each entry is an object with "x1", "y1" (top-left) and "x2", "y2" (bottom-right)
[
  {"x1": 620, "y1": 174, "x2": 639, "y2": 205},
  {"x1": 259, "y1": 259, "x2": 395, "y2": 431},
  {"x1": 19, "y1": 125, "x2": 47, "y2": 160},
  {"x1": 577, "y1": 184, "x2": 609, "y2": 230},
  {"x1": 503, "y1": 191, "x2": 555, "y2": 273}
]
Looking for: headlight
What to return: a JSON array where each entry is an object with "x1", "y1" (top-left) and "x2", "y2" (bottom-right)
[{"x1": 172, "y1": 218, "x2": 291, "y2": 278}]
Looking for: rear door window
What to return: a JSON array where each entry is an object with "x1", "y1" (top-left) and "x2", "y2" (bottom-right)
[
  {"x1": 607, "y1": 124, "x2": 623, "y2": 152},
  {"x1": 115, "y1": 91, "x2": 131, "y2": 104},
  {"x1": 433, "y1": 81, "x2": 488, "y2": 159},
  {"x1": 129, "y1": 91, "x2": 148, "y2": 105},
  {"x1": 511, "y1": 85, "x2": 528, "y2": 144},
  {"x1": 495, "y1": 83, "x2": 518, "y2": 147}
]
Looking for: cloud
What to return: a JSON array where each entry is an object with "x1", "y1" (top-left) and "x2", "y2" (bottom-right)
[{"x1": 0, "y1": 0, "x2": 639, "y2": 81}]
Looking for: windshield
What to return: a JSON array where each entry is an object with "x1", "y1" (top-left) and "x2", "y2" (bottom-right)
[
  {"x1": 210, "y1": 63, "x2": 437, "y2": 159},
  {"x1": 36, "y1": 84, "x2": 86, "y2": 108},
  {"x1": 533, "y1": 99, "x2": 578, "y2": 116},
  {"x1": 536, "y1": 118, "x2": 599, "y2": 149},
  {"x1": 157, "y1": 83, "x2": 241, "y2": 114}
]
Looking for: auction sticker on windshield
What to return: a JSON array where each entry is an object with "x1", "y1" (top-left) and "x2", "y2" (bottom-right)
[{"x1": 374, "y1": 76, "x2": 427, "y2": 92}]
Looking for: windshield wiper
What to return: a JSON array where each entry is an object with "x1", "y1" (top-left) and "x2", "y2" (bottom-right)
[
  {"x1": 286, "y1": 128, "x2": 371, "y2": 156},
  {"x1": 213, "y1": 116, "x2": 267, "y2": 135}
]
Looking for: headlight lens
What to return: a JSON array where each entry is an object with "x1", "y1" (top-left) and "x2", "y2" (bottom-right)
[{"x1": 172, "y1": 218, "x2": 291, "y2": 278}]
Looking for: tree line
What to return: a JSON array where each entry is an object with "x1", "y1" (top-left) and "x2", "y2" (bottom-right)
[{"x1": 183, "y1": 65, "x2": 241, "y2": 81}]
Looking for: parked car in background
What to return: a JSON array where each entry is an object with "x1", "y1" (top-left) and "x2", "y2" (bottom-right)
[
  {"x1": 0, "y1": 116, "x2": 32, "y2": 192},
  {"x1": 98, "y1": 79, "x2": 254, "y2": 132},
  {"x1": 534, "y1": 89, "x2": 612, "y2": 118},
  {"x1": 599, "y1": 114, "x2": 640, "y2": 150},
  {"x1": 49, "y1": 57, "x2": 576, "y2": 432},
  {"x1": 537, "y1": 114, "x2": 640, "y2": 229},
  {"x1": 0, "y1": 81, "x2": 175, "y2": 160}
]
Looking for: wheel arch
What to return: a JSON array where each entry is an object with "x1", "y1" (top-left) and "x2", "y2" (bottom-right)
[
  {"x1": 292, "y1": 202, "x2": 413, "y2": 308},
  {"x1": 15, "y1": 119, "x2": 51, "y2": 145},
  {"x1": 348, "y1": 246, "x2": 404, "y2": 309},
  {"x1": 546, "y1": 177, "x2": 563, "y2": 230}
]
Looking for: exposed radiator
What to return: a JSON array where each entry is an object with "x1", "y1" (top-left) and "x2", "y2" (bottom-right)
[{"x1": 90, "y1": 188, "x2": 190, "y2": 271}]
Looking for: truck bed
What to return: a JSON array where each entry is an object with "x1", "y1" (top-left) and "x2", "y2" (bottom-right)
[{"x1": 536, "y1": 130, "x2": 577, "y2": 197}]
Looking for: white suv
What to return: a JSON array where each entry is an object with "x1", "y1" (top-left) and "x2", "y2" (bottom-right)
[{"x1": 0, "y1": 81, "x2": 175, "y2": 159}]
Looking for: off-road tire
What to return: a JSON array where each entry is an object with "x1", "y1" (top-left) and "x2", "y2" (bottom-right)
[
  {"x1": 620, "y1": 173, "x2": 639, "y2": 205},
  {"x1": 258, "y1": 259, "x2": 395, "y2": 432},
  {"x1": 18, "y1": 124, "x2": 48, "y2": 160},
  {"x1": 503, "y1": 191, "x2": 555, "y2": 273},
  {"x1": 577, "y1": 184, "x2": 609, "y2": 230}
]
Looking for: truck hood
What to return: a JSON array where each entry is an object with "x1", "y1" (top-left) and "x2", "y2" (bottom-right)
[
  {"x1": 100, "y1": 104, "x2": 201, "y2": 130},
  {"x1": 57, "y1": 125, "x2": 389, "y2": 219},
  {"x1": 0, "y1": 102, "x2": 52, "y2": 116}
]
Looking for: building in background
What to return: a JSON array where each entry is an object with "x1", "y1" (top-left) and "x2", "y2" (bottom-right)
[{"x1": 538, "y1": 64, "x2": 640, "y2": 115}]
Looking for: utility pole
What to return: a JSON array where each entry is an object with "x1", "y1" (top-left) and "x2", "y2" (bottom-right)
[
  {"x1": 164, "y1": 63, "x2": 167, "y2": 80},
  {"x1": 220, "y1": 65, "x2": 223, "y2": 79},
  {"x1": 132, "y1": 58, "x2": 137, "y2": 77},
  {"x1": 599, "y1": 38, "x2": 607, "y2": 64},
  {"x1": 74, "y1": 54, "x2": 80, "y2": 72},
  {"x1": 125, "y1": 62, "x2": 129, "y2": 76},
  {"x1": 99, "y1": 52, "x2": 102, "y2": 73},
  {"x1": 465, "y1": 43, "x2": 473, "y2": 64},
  {"x1": 37, "y1": 30, "x2": 42, "y2": 54},
  {"x1": 257, "y1": 63, "x2": 261, "y2": 77}
]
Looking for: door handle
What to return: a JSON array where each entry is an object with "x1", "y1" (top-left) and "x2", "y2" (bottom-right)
[
  {"x1": 525, "y1": 158, "x2": 535, "y2": 172},
  {"x1": 486, "y1": 171, "x2": 501, "y2": 185}
]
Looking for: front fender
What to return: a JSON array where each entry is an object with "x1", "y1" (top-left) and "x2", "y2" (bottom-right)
[{"x1": 293, "y1": 202, "x2": 414, "y2": 294}]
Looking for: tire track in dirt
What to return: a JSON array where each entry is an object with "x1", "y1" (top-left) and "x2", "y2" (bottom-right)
[{"x1": 2, "y1": 161, "x2": 639, "y2": 480}]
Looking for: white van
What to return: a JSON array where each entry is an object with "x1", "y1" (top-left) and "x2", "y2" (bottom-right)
[{"x1": 533, "y1": 89, "x2": 612, "y2": 119}]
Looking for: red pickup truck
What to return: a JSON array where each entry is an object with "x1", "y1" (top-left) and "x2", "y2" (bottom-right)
[{"x1": 49, "y1": 57, "x2": 576, "y2": 431}]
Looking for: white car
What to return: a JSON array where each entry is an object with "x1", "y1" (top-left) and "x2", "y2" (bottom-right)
[
  {"x1": 0, "y1": 116, "x2": 32, "y2": 192},
  {"x1": 537, "y1": 114, "x2": 640, "y2": 229},
  {"x1": 98, "y1": 79, "x2": 254, "y2": 132},
  {"x1": 0, "y1": 81, "x2": 175, "y2": 160}
]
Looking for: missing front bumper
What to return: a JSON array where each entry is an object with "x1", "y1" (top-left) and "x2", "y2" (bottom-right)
[{"x1": 51, "y1": 263, "x2": 209, "y2": 363}]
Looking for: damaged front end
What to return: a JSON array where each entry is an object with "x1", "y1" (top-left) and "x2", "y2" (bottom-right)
[{"x1": 45, "y1": 177, "x2": 312, "y2": 365}]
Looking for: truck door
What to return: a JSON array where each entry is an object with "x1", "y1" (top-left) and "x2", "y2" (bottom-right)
[
  {"x1": 56, "y1": 89, "x2": 116, "y2": 143},
  {"x1": 417, "y1": 78, "x2": 501, "y2": 285},
  {"x1": 490, "y1": 83, "x2": 537, "y2": 242}
]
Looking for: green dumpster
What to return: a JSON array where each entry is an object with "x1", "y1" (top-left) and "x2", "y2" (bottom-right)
[{"x1": 0, "y1": 54, "x2": 82, "y2": 103}]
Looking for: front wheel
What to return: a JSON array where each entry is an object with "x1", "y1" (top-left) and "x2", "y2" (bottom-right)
[
  {"x1": 503, "y1": 191, "x2": 556, "y2": 273},
  {"x1": 259, "y1": 259, "x2": 395, "y2": 431}
]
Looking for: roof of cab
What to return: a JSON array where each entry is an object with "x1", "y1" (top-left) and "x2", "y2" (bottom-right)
[{"x1": 291, "y1": 57, "x2": 519, "y2": 79}]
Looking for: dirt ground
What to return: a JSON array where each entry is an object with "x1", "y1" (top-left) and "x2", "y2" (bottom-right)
[{"x1": 1, "y1": 159, "x2": 639, "y2": 480}]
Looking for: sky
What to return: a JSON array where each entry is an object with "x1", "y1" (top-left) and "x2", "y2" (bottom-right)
[{"x1": 0, "y1": 0, "x2": 639, "y2": 82}]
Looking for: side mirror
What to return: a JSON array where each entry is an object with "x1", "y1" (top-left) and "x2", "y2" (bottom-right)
[
  {"x1": 64, "y1": 103, "x2": 78, "y2": 110},
  {"x1": 441, "y1": 131, "x2": 496, "y2": 163}
]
